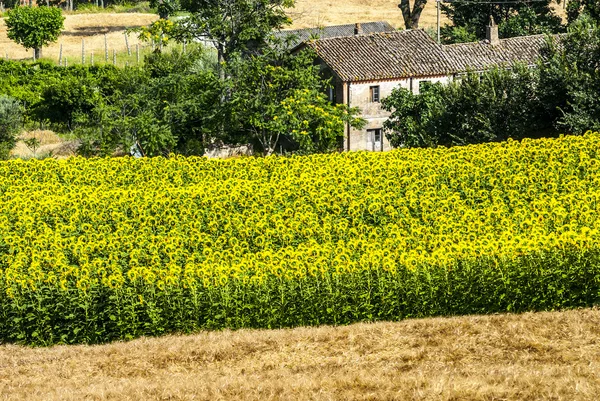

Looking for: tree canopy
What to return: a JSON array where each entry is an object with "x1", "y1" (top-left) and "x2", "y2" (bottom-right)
[
  {"x1": 441, "y1": 0, "x2": 563, "y2": 43},
  {"x1": 5, "y1": 6, "x2": 65, "y2": 60}
]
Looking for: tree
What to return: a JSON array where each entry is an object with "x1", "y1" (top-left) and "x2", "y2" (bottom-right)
[
  {"x1": 566, "y1": 0, "x2": 600, "y2": 24},
  {"x1": 5, "y1": 7, "x2": 65, "y2": 60},
  {"x1": 0, "y1": 95, "x2": 22, "y2": 160},
  {"x1": 176, "y1": 0, "x2": 293, "y2": 75},
  {"x1": 226, "y1": 45, "x2": 364, "y2": 155},
  {"x1": 381, "y1": 84, "x2": 445, "y2": 148},
  {"x1": 382, "y1": 65, "x2": 552, "y2": 148},
  {"x1": 441, "y1": 0, "x2": 562, "y2": 43},
  {"x1": 133, "y1": 19, "x2": 176, "y2": 53},
  {"x1": 398, "y1": 0, "x2": 428, "y2": 29},
  {"x1": 150, "y1": 0, "x2": 180, "y2": 19},
  {"x1": 539, "y1": 15, "x2": 600, "y2": 133}
]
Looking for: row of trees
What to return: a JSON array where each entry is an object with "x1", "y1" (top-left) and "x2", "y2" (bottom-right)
[
  {"x1": 382, "y1": 16, "x2": 600, "y2": 148},
  {"x1": 0, "y1": 0, "x2": 368, "y2": 158},
  {"x1": 0, "y1": 42, "x2": 364, "y2": 158}
]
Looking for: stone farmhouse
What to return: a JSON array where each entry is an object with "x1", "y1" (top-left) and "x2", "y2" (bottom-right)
[{"x1": 291, "y1": 20, "x2": 554, "y2": 152}]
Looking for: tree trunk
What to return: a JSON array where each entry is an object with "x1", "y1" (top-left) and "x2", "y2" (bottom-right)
[
  {"x1": 34, "y1": 47, "x2": 42, "y2": 60},
  {"x1": 399, "y1": 0, "x2": 428, "y2": 29}
]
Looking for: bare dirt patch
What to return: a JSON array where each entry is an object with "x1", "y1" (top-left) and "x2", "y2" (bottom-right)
[{"x1": 2, "y1": 308, "x2": 600, "y2": 400}]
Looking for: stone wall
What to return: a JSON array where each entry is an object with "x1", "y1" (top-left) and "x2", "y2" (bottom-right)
[{"x1": 341, "y1": 75, "x2": 452, "y2": 151}]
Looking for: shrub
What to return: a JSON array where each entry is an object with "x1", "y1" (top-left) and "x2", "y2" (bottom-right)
[{"x1": 0, "y1": 95, "x2": 22, "y2": 159}]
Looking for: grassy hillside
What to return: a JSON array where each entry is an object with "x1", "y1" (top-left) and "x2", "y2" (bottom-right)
[{"x1": 2, "y1": 308, "x2": 600, "y2": 400}]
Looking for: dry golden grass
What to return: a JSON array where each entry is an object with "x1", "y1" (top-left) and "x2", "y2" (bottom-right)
[
  {"x1": 289, "y1": 0, "x2": 567, "y2": 29},
  {"x1": 2, "y1": 308, "x2": 600, "y2": 400},
  {"x1": 0, "y1": 13, "x2": 157, "y2": 60},
  {"x1": 289, "y1": 0, "x2": 445, "y2": 29},
  {"x1": 10, "y1": 130, "x2": 77, "y2": 159}
]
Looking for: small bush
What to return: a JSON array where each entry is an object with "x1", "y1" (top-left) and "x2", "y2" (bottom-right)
[{"x1": 0, "y1": 95, "x2": 22, "y2": 159}]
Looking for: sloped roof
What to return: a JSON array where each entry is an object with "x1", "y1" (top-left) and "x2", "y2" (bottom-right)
[
  {"x1": 273, "y1": 21, "x2": 396, "y2": 49},
  {"x1": 304, "y1": 30, "x2": 452, "y2": 81},
  {"x1": 443, "y1": 34, "x2": 560, "y2": 72},
  {"x1": 305, "y1": 29, "x2": 561, "y2": 82}
]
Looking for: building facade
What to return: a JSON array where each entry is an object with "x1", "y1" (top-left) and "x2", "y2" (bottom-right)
[{"x1": 298, "y1": 21, "x2": 557, "y2": 152}]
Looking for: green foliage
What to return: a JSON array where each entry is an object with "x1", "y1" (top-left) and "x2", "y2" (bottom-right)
[
  {"x1": 382, "y1": 65, "x2": 552, "y2": 148},
  {"x1": 149, "y1": 0, "x2": 180, "y2": 18},
  {"x1": 441, "y1": 0, "x2": 563, "y2": 43},
  {"x1": 566, "y1": 0, "x2": 600, "y2": 24},
  {"x1": 0, "y1": 95, "x2": 22, "y2": 159},
  {"x1": 441, "y1": 25, "x2": 477, "y2": 44},
  {"x1": 133, "y1": 19, "x2": 176, "y2": 50},
  {"x1": 36, "y1": 75, "x2": 103, "y2": 131},
  {"x1": 176, "y1": 0, "x2": 294, "y2": 64},
  {"x1": 539, "y1": 15, "x2": 600, "y2": 134},
  {"x1": 5, "y1": 7, "x2": 65, "y2": 58},
  {"x1": 226, "y1": 45, "x2": 363, "y2": 155}
]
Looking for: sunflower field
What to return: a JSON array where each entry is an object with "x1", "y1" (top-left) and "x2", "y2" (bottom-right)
[{"x1": 2, "y1": 133, "x2": 600, "y2": 345}]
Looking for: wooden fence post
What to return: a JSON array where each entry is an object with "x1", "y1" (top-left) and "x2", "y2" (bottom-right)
[
  {"x1": 125, "y1": 33, "x2": 131, "y2": 56},
  {"x1": 81, "y1": 39, "x2": 85, "y2": 64},
  {"x1": 58, "y1": 43, "x2": 63, "y2": 66},
  {"x1": 112, "y1": 49, "x2": 116, "y2": 66},
  {"x1": 104, "y1": 34, "x2": 109, "y2": 62}
]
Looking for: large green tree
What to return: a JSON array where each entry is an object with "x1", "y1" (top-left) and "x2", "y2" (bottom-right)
[
  {"x1": 539, "y1": 15, "x2": 600, "y2": 133},
  {"x1": 5, "y1": 6, "x2": 65, "y2": 60},
  {"x1": 382, "y1": 65, "x2": 552, "y2": 148},
  {"x1": 176, "y1": 0, "x2": 293, "y2": 74},
  {"x1": 226, "y1": 44, "x2": 364, "y2": 155},
  {"x1": 441, "y1": 0, "x2": 562, "y2": 43}
]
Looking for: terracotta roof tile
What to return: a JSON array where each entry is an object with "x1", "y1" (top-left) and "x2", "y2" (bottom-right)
[
  {"x1": 306, "y1": 29, "x2": 563, "y2": 82},
  {"x1": 306, "y1": 30, "x2": 451, "y2": 81},
  {"x1": 443, "y1": 34, "x2": 562, "y2": 71}
]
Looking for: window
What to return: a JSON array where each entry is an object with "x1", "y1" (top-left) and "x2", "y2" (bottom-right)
[
  {"x1": 370, "y1": 85, "x2": 380, "y2": 103},
  {"x1": 328, "y1": 87, "x2": 335, "y2": 103},
  {"x1": 367, "y1": 128, "x2": 383, "y2": 152}
]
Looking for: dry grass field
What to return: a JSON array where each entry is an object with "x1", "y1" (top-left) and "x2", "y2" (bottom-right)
[
  {"x1": 289, "y1": 0, "x2": 446, "y2": 29},
  {"x1": 0, "y1": 13, "x2": 157, "y2": 61},
  {"x1": 289, "y1": 0, "x2": 566, "y2": 29},
  {"x1": 10, "y1": 130, "x2": 77, "y2": 159},
  {"x1": 2, "y1": 308, "x2": 600, "y2": 400}
]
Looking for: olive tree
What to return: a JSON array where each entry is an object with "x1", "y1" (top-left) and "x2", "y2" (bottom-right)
[{"x1": 5, "y1": 6, "x2": 65, "y2": 60}]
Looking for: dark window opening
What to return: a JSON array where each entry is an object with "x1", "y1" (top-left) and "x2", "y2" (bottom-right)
[
  {"x1": 370, "y1": 85, "x2": 380, "y2": 103},
  {"x1": 367, "y1": 128, "x2": 383, "y2": 152}
]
